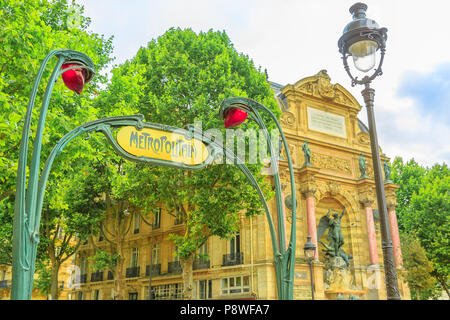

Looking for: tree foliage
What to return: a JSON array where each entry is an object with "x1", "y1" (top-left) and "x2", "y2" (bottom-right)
[
  {"x1": 95, "y1": 28, "x2": 279, "y2": 299},
  {"x1": 391, "y1": 157, "x2": 450, "y2": 298},
  {"x1": 0, "y1": 0, "x2": 114, "y2": 300},
  {"x1": 400, "y1": 233, "x2": 436, "y2": 299}
]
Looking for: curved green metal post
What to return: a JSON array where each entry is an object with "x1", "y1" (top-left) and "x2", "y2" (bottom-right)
[
  {"x1": 11, "y1": 50, "x2": 94, "y2": 300},
  {"x1": 219, "y1": 97, "x2": 297, "y2": 300}
]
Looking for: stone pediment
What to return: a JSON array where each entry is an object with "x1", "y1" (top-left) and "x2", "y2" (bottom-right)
[{"x1": 290, "y1": 70, "x2": 361, "y2": 112}]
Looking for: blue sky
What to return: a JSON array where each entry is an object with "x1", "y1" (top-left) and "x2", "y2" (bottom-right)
[{"x1": 75, "y1": 0, "x2": 450, "y2": 167}]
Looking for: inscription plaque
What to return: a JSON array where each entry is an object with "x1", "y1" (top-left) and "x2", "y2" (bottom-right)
[{"x1": 307, "y1": 107, "x2": 346, "y2": 138}]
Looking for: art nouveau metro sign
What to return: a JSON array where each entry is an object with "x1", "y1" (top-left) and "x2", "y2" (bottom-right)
[{"x1": 116, "y1": 125, "x2": 209, "y2": 166}]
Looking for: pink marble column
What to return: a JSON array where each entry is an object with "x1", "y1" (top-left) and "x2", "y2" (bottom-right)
[
  {"x1": 364, "y1": 205, "x2": 379, "y2": 265},
  {"x1": 388, "y1": 206, "x2": 403, "y2": 267},
  {"x1": 305, "y1": 194, "x2": 319, "y2": 259}
]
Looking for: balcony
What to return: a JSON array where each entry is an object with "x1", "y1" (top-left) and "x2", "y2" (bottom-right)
[
  {"x1": 0, "y1": 280, "x2": 11, "y2": 289},
  {"x1": 145, "y1": 264, "x2": 161, "y2": 277},
  {"x1": 222, "y1": 252, "x2": 244, "y2": 266},
  {"x1": 193, "y1": 258, "x2": 210, "y2": 270},
  {"x1": 125, "y1": 266, "x2": 140, "y2": 278},
  {"x1": 90, "y1": 271, "x2": 103, "y2": 282},
  {"x1": 167, "y1": 261, "x2": 182, "y2": 274}
]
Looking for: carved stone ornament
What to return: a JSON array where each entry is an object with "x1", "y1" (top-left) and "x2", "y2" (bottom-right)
[
  {"x1": 280, "y1": 111, "x2": 296, "y2": 127},
  {"x1": 327, "y1": 181, "x2": 341, "y2": 196},
  {"x1": 311, "y1": 152, "x2": 352, "y2": 176},
  {"x1": 315, "y1": 70, "x2": 337, "y2": 100},
  {"x1": 357, "y1": 132, "x2": 370, "y2": 145},
  {"x1": 295, "y1": 70, "x2": 356, "y2": 107}
]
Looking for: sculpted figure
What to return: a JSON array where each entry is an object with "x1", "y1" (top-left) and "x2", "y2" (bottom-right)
[
  {"x1": 302, "y1": 140, "x2": 311, "y2": 167},
  {"x1": 359, "y1": 153, "x2": 368, "y2": 179},
  {"x1": 383, "y1": 160, "x2": 392, "y2": 182},
  {"x1": 317, "y1": 205, "x2": 352, "y2": 267}
]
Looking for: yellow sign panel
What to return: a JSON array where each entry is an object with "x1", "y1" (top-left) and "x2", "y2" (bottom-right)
[{"x1": 116, "y1": 126, "x2": 209, "y2": 166}]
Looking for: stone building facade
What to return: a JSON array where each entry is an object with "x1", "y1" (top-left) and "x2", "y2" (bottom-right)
[{"x1": 68, "y1": 70, "x2": 410, "y2": 300}]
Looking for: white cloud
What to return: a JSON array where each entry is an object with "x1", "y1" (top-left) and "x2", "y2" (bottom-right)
[{"x1": 76, "y1": 0, "x2": 450, "y2": 166}]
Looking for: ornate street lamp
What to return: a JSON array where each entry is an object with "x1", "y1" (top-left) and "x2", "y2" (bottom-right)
[
  {"x1": 11, "y1": 49, "x2": 94, "y2": 299},
  {"x1": 219, "y1": 97, "x2": 297, "y2": 300},
  {"x1": 303, "y1": 236, "x2": 316, "y2": 300},
  {"x1": 338, "y1": 3, "x2": 401, "y2": 300}
]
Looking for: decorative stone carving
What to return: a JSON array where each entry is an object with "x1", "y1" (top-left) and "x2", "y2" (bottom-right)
[
  {"x1": 299, "y1": 176, "x2": 317, "y2": 198},
  {"x1": 280, "y1": 111, "x2": 296, "y2": 127},
  {"x1": 295, "y1": 70, "x2": 357, "y2": 108},
  {"x1": 358, "y1": 188, "x2": 375, "y2": 208},
  {"x1": 315, "y1": 70, "x2": 337, "y2": 100},
  {"x1": 357, "y1": 132, "x2": 370, "y2": 145},
  {"x1": 280, "y1": 143, "x2": 297, "y2": 166},
  {"x1": 327, "y1": 181, "x2": 341, "y2": 197},
  {"x1": 311, "y1": 152, "x2": 352, "y2": 176}
]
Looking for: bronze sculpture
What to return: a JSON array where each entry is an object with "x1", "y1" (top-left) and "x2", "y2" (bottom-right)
[
  {"x1": 302, "y1": 140, "x2": 312, "y2": 167},
  {"x1": 317, "y1": 205, "x2": 352, "y2": 266},
  {"x1": 358, "y1": 153, "x2": 369, "y2": 179}
]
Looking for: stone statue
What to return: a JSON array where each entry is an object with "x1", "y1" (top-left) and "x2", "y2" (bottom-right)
[
  {"x1": 358, "y1": 153, "x2": 369, "y2": 179},
  {"x1": 383, "y1": 160, "x2": 392, "y2": 183},
  {"x1": 318, "y1": 206, "x2": 345, "y2": 255},
  {"x1": 302, "y1": 140, "x2": 311, "y2": 167},
  {"x1": 318, "y1": 206, "x2": 357, "y2": 293}
]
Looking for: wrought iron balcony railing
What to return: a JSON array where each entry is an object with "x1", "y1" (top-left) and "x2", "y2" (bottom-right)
[
  {"x1": 90, "y1": 271, "x2": 103, "y2": 282},
  {"x1": 222, "y1": 252, "x2": 244, "y2": 266},
  {"x1": 125, "y1": 266, "x2": 140, "y2": 278},
  {"x1": 145, "y1": 264, "x2": 161, "y2": 277},
  {"x1": 167, "y1": 261, "x2": 182, "y2": 274},
  {"x1": 193, "y1": 258, "x2": 210, "y2": 270}
]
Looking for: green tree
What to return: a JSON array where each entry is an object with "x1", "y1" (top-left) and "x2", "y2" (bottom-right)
[
  {"x1": 96, "y1": 28, "x2": 278, "y2": 299},
  {"x1": 400, "y1": 233, "x2": 435, "y2": 300},
  {"x1": 0, "y1": 0, "x2": 114, "y2": 298},
  {"x1": 392, "y1": 158, "x2": 450, "y2": 298}
]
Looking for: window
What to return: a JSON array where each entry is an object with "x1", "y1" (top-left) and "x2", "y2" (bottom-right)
[
  {"x1": 174, "y1": 205, "x2": 183, "y2": 225},
  {"x1": 78, "y1": 291, "x2": 83, "y2": 300},
  {"x1": 133, "y1": 212, "x2": 140, "y2": 234},
  {"x1": 221, "y1": 276, "x2": 250, "y2": 295},
  {"x1": 230, "y1": 232, "x2": 240, "y2": 255},
  {"x1": 151, "y1": 283, "x2": 183, "y2": 300},
  {"x1": 174, "y1": 246, "x2": 180, "y2": 262},
  {"x1": 199, "y1": 242, "x2": 208, "y2": 257},
  {"x1": 129, "y1": 292, "x2": 138, "y2": 300},
  {"x1": 94, "y1": 289, "x2": 100, "y2": 300},
  {"x1": 151, "y1": 242, "x2": 160, "y2": 264},
  {"x1": 131, "y1": 248, "x2": 139, "y2": 268},
  {"x1": 153, "y1": 208, "x2": 161, "y2": 229},
  {"x1": 195, "y1": 279, "x2": 212, "y2": 300},
  {"x1": 80, "y1": 257, "x2": 87, "y2": 275}
]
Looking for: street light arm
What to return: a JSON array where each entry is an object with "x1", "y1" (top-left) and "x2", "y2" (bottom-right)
[{"x1": 12, "y1": 49, "x2": 95, "y2": 299}]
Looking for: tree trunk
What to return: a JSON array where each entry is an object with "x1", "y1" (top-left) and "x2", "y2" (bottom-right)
[
  {"x1": 437, "y1": 273, "x2": 450, "y2": 299},
  {"x1": 50, "y1": 263, "x2": 60, "y2": 300},
  {"x1": 416, "y1": 289, "x2": 421, "y2": 300},
  {"x1": 181, "y1": 255, "x2": 194, "y2": 300},
  {"x1": 115, "y1": 251, "x2": 124, "y2": 300}
]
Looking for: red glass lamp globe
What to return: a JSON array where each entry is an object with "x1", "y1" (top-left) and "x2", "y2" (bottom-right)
[
  {"x1": 224, "y1": 108, "x2": 248, "y2": 128},
  {"x1": 61, "y1": 63, "x2": 87, "y2": 94}
]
